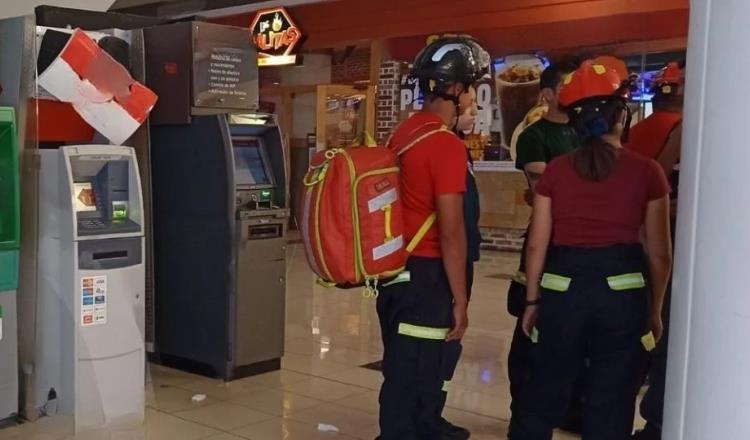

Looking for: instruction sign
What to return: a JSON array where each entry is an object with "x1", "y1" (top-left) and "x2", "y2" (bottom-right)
[
  {"x1": 81, "y1": 275, "x2": 107, "y2": 326},
  {"x1": 192, "y1": 21, "x2": 258, "y2": 109}
]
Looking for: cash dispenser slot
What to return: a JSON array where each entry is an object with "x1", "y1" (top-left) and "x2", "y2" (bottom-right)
[
  {"x1": 92, "y1": 250, "x2": 128, "y2": 261},
  {"x1": 248, "y1": 224, "x2": 282, "y2": 240}
]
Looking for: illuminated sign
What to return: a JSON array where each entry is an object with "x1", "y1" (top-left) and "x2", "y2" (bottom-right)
[{"x1": 250, "y1": 7, "x2": 302, "y2": 67}]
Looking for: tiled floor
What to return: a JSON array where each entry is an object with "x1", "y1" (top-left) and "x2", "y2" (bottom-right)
[{"x1": 0, "y1": 245, "x2": 605, "y2": 439}]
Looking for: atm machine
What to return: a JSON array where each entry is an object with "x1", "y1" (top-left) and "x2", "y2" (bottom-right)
[
  {"x1": 0, "y1": 6, "x2": 162, "y2": 422},
  {"x1": 145, "y1": 22, "x2": 289, "y2": 380},
  {"x1": 36, "y1": 145, "x2": 145, "y2": 431},
  {"x1": 0, "y1": 108, "x2": 20, "y2": 421}
]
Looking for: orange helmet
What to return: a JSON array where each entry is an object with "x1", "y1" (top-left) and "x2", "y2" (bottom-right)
[
  {"x1": 651, "y1": 61, "x2": 682, "y2": 95},
  {"x1": 559, "y1": 60, "x2": 623, "y2": 107},
  {"x1": 592, "y1": 55, "x2": 629, "y2": 82}
]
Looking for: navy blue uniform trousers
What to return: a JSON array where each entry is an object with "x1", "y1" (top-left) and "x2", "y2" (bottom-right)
[{"x1": 510, "y1": 245, "x2": 649, "y2": 440}]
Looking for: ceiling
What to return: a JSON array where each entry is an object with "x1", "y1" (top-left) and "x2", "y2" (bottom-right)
[
  {"x1": 109, "y1": 0, "x2": 328, "y2": 17},
  {"x1": 214, "y1": 0, "x2": 689, "y2": 57}
]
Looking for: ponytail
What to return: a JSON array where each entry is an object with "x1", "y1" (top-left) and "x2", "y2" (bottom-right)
[
  {"x1": 568, "y1": 98, "x2": 627, "y2": 182},
  {"x1": 572, "y1": 136, "x2": 617, "y2": 182}
]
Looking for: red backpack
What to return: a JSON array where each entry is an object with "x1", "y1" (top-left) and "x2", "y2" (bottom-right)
[{"x1": 298, "y1": 123, "x2": 449, "y2": 295}]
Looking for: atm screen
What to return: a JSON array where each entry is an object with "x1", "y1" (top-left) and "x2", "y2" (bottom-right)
[
  {"x1": 233, "y1": 138, "x2": 272, "y2": 186},
  {"x1": 74, "y1": 182, "x2": 98, "y2": 212}
]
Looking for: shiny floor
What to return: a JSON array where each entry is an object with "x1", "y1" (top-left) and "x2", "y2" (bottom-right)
[{"x1": 0, "y1": 244, "x2": 623, "y2": 439}]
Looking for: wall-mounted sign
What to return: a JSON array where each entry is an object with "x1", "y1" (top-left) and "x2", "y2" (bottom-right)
[{"x1": 250, "y1": 7, "x2": 302, "y2": 67}]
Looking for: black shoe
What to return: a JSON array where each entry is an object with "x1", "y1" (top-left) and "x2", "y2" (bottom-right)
[
  {"x1": 441, "y1": 418, "x2": 471, "y2": 440},
  {"x1": 632, "y1": 423, "x2": 661, "y2": 440}
]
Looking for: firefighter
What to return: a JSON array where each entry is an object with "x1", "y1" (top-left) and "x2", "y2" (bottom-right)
[
  {"x1": 628, "y1": 61, "x2": 685, "y2": 440},
  {"x1": 376, "y1": 36, "x2": 490, "y2": 440},
  {"x1": 423, "y1": 84, "x2": 483, "y2": 440},
  {"x1": 509, "y1": 61, "x2": 673, "y2": 440}
]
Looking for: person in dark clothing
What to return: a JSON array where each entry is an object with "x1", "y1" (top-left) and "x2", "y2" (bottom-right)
[
  {"x1": 429, "y1": 85, "x2": 484, "y2": 440},
  {"x1": 507, "y1": 62, "x2": 581, "y2": 434},
  {"x1": 628, "y1": 61, "x2": 685, "y2": 440},
  {"x1": 376, "y1": 37, "x2": 490, "y2": 440},
  {"x1": 509, "y1": 61, "x2": 673, "y2": 440}
]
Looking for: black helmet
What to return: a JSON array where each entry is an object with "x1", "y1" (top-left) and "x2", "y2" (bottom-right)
[{"x1": 411, "y1": 36, "x2": 490, "y2": 100}]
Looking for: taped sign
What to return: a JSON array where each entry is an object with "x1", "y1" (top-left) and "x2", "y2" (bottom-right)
[{"x1": 37, "y1": 29, "x2": 158, "y2": 145}]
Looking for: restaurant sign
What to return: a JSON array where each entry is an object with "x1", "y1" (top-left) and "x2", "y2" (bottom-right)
[{"x1": 250, "y1": 7, "x2": 302, "y2": 66}]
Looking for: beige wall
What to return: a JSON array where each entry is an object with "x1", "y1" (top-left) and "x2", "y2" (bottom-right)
[{"x1": 476, "y1": 170, "x2": 530, "y2": 230}]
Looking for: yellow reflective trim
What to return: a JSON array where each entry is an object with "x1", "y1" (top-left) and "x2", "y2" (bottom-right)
[
  {"x1": 341, "y1": 151, "x2": 362, "y2": 282},
  {"x1": 313, "y1": 171, "x2": 334, "y2": 281},
  {"x1": 383, "y1": 204, "x2": 393, "y2": 240},
  {"x1": 531, "y1": 327, "x2": 539, "y2": 344},
  {"x1": 316, "y1": 278, "x2": 337, "y2": 288},
  {"x1": 607, "y1": 273, "x2": 646, "y2": 291},
  {"x1": 593, "y1": 64, "x2": 607, "y2": 75},
  {"x1": 406, "y1": 213, "x2": 436, "y2": 253},
  {"x1": 352, "y1": 166, "x2": 400, "y2": 281},
  {"x1": 398, "y1": 323, "x2": 449, "y2": 341},
  {"x1": 383, "y1": 271, "x2": 411, "y2": 287},
  {"x1": 563, "y1": 72, "x2": 574, "y2": 85},
  {"x1": 442, "y1": 381, "x2": 450, "y2": 392},
  {"x1": 511, "y1": 271, "x2": 527, "y2": 286},
  {"x1": 642, "y1": 331, "x2": 656, "y2": 352},
  {"x1": 540, "y1": 273, "x2": 571, "y2": 292}
]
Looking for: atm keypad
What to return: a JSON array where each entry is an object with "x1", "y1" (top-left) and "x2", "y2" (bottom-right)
[{"x1": 81, "y1": 219, "x2": 107, "y2": 229}]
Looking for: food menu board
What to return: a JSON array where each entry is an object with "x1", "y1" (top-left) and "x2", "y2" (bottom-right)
[{"x1": 495, "y1": 55, "x2": 547, "y2": 149}]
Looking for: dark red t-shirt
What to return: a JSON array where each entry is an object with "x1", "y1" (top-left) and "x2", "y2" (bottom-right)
[
  {"x1": 388, "y1": 112, "x2": 467, "y2": 257},
  {"x1": 536, "y1": 149, "x2": 670, "y2": 247}
]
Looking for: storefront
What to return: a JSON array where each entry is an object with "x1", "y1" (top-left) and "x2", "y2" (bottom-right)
[{"x1": 214, "y1": 0, "x2": 689, "y2": 248}]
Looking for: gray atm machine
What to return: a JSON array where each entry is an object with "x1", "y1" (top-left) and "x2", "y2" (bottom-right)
[
  {"x1": 37, "y1": 145, "x2": 145, "y2": 432},
  {"x1": 149, "y1": 113, "x2": 288, "y2": 380},
  {"x1": 145, "y1": 22, "x2": 288, "y2": 380}
]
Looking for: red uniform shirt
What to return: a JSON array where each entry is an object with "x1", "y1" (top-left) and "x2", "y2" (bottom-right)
[
  {"x1": 388, "y1": 113, "x2": 467, "y2": 257},
  {"x1": 626, "y1": 111, "x2": 682, "y2": 159},
  {"x1": 536, "y1": 149, "x2": 670, "y2": 247}
]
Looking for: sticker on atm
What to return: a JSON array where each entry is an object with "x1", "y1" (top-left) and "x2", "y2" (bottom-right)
[
  {"x1": 94, "y1": 305, "x2": 107, "y2": 324},
  {"x1": 81, "y1": 276, "x2": 107, "y2": 326}
]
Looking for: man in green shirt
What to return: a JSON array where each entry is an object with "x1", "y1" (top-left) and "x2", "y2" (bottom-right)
[
  {"x1": 515, "y1": 87, "x2": 579, "y2": 188},
  {"x1": 507, "y1": 62, "x2": 581, "y2": 434}
]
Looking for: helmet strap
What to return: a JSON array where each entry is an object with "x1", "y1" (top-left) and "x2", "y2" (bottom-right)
[{"x1": 621, "y1": 103, "x2": 633, "y2": 143}]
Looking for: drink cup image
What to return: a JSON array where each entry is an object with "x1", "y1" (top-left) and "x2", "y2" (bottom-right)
[{"x1": 495, "y1": 56, "x2": 545, "y2": 146}]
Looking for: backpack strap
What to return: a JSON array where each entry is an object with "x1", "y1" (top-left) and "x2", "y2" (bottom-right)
[
  {"x1": 397, "y1": 125, "x2": 451, "y2": 254},
  {"x1": 397, "y1": 125, "x2": 452, "y2": 157},
  {"x1": 406, "y1": 212, "x2": 437, "y2": 253}
]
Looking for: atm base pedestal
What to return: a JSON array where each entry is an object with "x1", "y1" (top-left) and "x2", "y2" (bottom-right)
[{"x1": 148, "y1": 352, "x2": 281, "y2": 381}]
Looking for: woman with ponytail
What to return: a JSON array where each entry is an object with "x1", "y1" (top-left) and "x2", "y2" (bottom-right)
[{"x1": 509, "y1": 61, "x2": 673, "y2": 440}]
